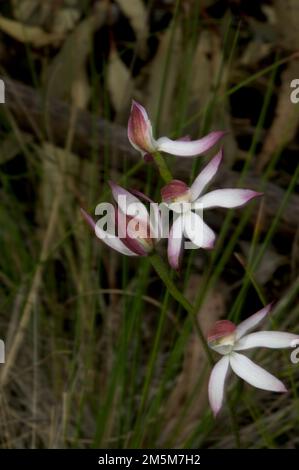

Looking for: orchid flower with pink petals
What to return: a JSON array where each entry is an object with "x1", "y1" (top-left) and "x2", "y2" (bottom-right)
[
  {"x1": 81, "y1": 182, "x2": 160, "y2": 257},
  {"x1": 128, "y1": 100, "x2": 225, "y2": 159},
  {"x1": 207, "y1": 304, "x2": 299, "y2": 417},
  {"x1": 161, "y1": 149, "x2": 262, "y2": 270}
]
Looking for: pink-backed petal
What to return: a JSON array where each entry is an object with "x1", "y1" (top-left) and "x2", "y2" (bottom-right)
[
  {"x1": 130, "y1": 188, "x2": 154, "y2": 204},
  {"x1": 168, "y1": 215, "x2": 184, "y2": 270},
  {"x1": 80, "y1": 207, "x2": 146, "y2": 256},
  {"x1": 196, "y1": 189, "x2": 262, "y2": 209},
  {"x1": 94, "y1": 218, "x2": 138, "y2": 257},
  {"x1": 109, "y1": 180, "x2": 140, "y2": 209},
  {"x1": 115, "y1": 210, "x2": 149, "y2": 256},
  {"x1": 121, "y1": 235, "x2": 149, "y2": 256},
  {"x1": 208, "y1": 356, "x2": 230, "y2": 417},
  {"x1": 235, "y1": 304, "x2": 272, "y2": 340},
  {"x1": 190, "y1": 149, "x2": 223, "y2": 201},
  {"x1": 127, "y1": 100, "x2": 156, "y2": 155},
  {"x1": 229, "y1": 352, "x2": 287, "y2": 392},
  {"x1": 156, "y1": 131, "x2": 225, "y2": 157},
  {"x1": 234, "y1": 331, "x2": 299, "y2": 351},
  {"x1": 161, "y1": 180, "x2": 190, "y2": 203},
  {"x1": 109, "y1": 181, "x2": 149, "y2": 222},
  {"x1": 80, "y1": 208, "x2": 96, "y2": 231},
  {"x1": 197, "y1": 188, "x2": 263, "y2": 209},
  {"x1": 208, "y1": 320, "x2": 236, "y2": 343},
  {"x1": 208, "y1": 320, "x2": 237, "y2": 355},
  {"x1": 128, "y1": 189, "x2": 161, "y2": 240},
  {"x1": 183, "y1": 211, "x2": 215, "y2": 249}
]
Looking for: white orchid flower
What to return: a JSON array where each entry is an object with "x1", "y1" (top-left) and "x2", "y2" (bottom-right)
[
  {"x1": 161, "y1": 149, "x2": 262, "y2": 269},
  {"x1": 207, "y1": 304, "x2": 299, "y2": 416}
]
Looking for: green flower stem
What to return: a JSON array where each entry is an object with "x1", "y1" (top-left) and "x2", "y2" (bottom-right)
[
  {"x1": 150, "y1": 252, "x2": 213, "y2": 365},
  {"x1": 152, "y1": 151, "x2": 173, "y2": 183}
]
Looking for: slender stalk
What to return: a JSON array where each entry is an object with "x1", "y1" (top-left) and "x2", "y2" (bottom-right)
[
  {"x1": 131, "y1": 290, "x2": 170, "y2": 447},
  {"x1": 152, "y1": 151, "x2": 173, "y2": 183},
  {"x1": 149, "y1": 252, "x2": 213, "y2": 365}
]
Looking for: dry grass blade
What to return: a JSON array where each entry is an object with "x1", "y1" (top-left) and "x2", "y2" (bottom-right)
[
  {"x1": 0, "y1": 14, "x2": 64, "y2": 47},
  {"x1": 0, "y1": 106, "x2": 78, "y2": 388},
  {"x1": 44, "y1": 10, "x2": 108, "y2": 106},
  {"x1": 108, "y1": 46, "x2": 133, "y2": 117},
  {"x1": 145, "y1": 20, "x2": 182, "y2": 134}
]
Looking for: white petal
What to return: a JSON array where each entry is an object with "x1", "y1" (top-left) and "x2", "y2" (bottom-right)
[
  {"x1": 190, "y1": 149, "x2": 223, "y2": 201},
  {"x1": 196, "y1": 189, "x2": 261, "y2": 209},
  {"x1": 156, "y1": 131, "x2": 225, "y2": 157},
  {"x1": 229, "y1": 352, "x2": 287, "y2": 392},
  {"x1": 95, "y1": 223, "x2": 137, "y2": 256},
  {"x1": 235, "y1": 304, "x2": 272, "y2": 340},
  {"x1": 80, "y1": 208, "x2": 96, "y2": 230},
  {"x1": 168, "y1": 216, "x2": 184, "y2": 270},
  {"x1": 208, "y1": 356, "x2": 230, "y2": 417},
  {"x1": 234, "y1": 331, "x2": 299, "y2": 351},
  {"x1": 183, "y1": 211, "x2": 215, "y2": 249},
  {"x1": 109, "y1": 181, "x2": 149, "y2": 222}
]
